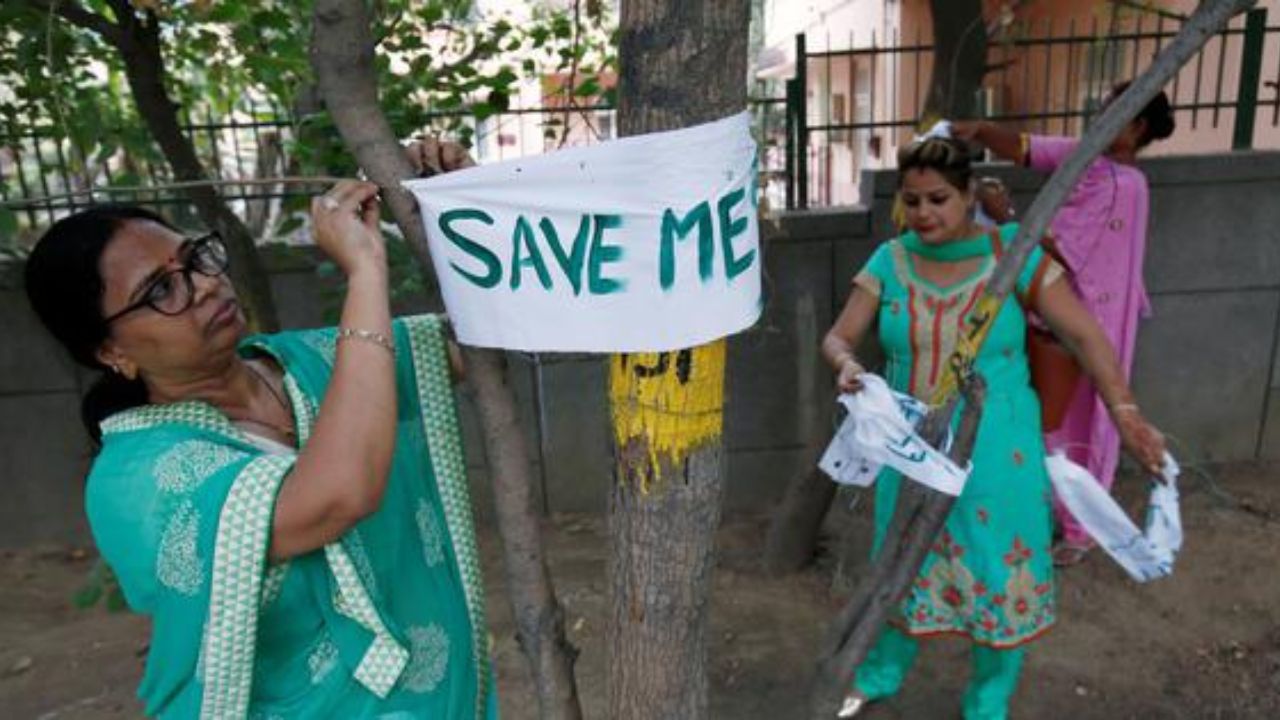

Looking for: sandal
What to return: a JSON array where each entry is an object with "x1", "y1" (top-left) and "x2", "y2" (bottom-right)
[
  {"x1": 836, "y1": 691, "x2": 870, "y2": 718},
  {"x1": 1052, "y1": 540, "x2": 1094, "y2": 567}
]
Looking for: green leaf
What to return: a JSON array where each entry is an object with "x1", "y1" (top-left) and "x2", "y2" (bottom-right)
[
  {"x1": 275, "y1": 216, "x2": 304, "y2": 238},
  {"x1": 492, "y1": 67, "x2": 518, "y2": 87},
  {"x1": 104, "y1": 586, "x2": 127, "y2": 613},
  {"x1": 422, "y1": 3, "x2": 445, "y2": 24},
  {"x1": 72, "y1": 582, "x2": 103, "y2": 610},
  {"x1": 486, "y1": 89, "x2": 510, "y2": 112},
  {"x1": 0, "y1": 208, "x2": 18, "y2": 240}
]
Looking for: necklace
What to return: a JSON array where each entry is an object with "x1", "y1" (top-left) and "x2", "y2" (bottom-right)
[{"x1": 241, "y1": 361, "x2": 296, "y2": 438}]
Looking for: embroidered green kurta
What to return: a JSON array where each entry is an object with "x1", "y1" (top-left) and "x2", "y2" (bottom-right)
[
  {"x1": 85, "y1": 315, "x2": 494, "y2": 718},
  {"x1": 854, "y1": 224, "x2": 1060, "y2": 647}
]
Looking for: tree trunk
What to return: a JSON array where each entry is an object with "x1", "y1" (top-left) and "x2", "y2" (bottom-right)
[
  {"x1": 308, "y1": 3, "x2": 583, "y2": 719},
  {"x1": 762, "y1": 462, "x2": 835, "y2": 574},
  {"x1": 809, "y1": 1, "x2": 1256, "y2": 714},
  {"x1": 924, "y1": 0, "x2": 988, "y2": 120},
  {"x1": 607, "y1": 3, "x2": 750, "y2": 718},
  {"x1": 109, "y1": 8, "x2": 280, "y2": 331}
]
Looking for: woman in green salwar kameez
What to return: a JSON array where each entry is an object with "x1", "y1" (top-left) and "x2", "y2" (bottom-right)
[
  {"x1": 821, "y1": 137, "x2": 1166, "y2": 719},
  {"x1": 25, "y1": 168, "x2": 495, "y2": 718}
]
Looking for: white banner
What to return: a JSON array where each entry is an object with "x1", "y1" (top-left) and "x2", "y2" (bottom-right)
[
  {"x1": 1046, "y1": 451, "x2": 1183, "y2": 582},
  {"x1": 818, "y1": 374, "x2": 970, "y2": 496},
  {"x1": 403, "y1": 112, "x2": 762, "y2": 352}
]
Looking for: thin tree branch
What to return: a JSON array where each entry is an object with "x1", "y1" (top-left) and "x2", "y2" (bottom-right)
[
  {"x1": 432, "y1": 32, "x2": 492, "y2": 80},
  {"x1": 310, "y1": 3, "x2": 584, "y2": 718},
  {"x1": 558, "y1": 0, "x2": 584, "y2": 149},
  {"x1": 0, "y1": 176, "x2": 349, "y2": 209}
]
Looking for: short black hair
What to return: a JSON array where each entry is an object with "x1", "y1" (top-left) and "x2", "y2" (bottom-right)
[{"x1": 1109, "y1": 81, "x2": 1176, "y2": 147}]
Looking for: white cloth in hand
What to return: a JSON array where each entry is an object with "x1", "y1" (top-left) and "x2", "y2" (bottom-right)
[
  {"x1": 818, "y1": 374, "x2": 970, "y2": 496},
  {"x1": 1046, "y1": 451, "x2": 1183, "y2": 582}
]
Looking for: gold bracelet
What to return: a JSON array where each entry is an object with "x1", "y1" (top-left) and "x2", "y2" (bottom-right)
[
  {"x1": 1018, "y1": 132, "x2": 1030, "y2": 166},
  {"x1": 337, "y1": 327, "x2": 395, "y2": 355},
  {"x1": 1109, "y1": 402, "x2": 1140, "y2": 415}
]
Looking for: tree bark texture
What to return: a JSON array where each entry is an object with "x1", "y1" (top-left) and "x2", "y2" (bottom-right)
[
  {"x1": 924, "y1": 0, "x2": 988, "y2": 120},
  {"x1": 608, "y1": 2, "x2": 750, "y2": 719},
  {"x1": 310, "y1": 3, "x2": 583, "y2": 719},
  {"x1": 762, "y1": 461, "x2": 835, "y2": 575},
  {"x1": 31, "y1": 0, "x2": 281, "y2": 331},
  {"x1": 810, "y1": 1, "x2": 1255, "y2": 715}
]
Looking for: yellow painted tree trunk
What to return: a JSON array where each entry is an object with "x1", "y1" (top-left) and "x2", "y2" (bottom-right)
[{"x1": 607, "y1": 2, "x2": 750, "y2": 718}]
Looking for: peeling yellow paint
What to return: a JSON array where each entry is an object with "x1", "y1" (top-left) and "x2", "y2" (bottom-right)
[{"x1": 608, "y1": 340, "x2": 726, "y2": 492}]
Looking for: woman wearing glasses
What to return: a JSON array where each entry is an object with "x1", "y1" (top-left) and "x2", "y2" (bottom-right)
[{"x1": 24, "y1": 169, "x2": 493, "y2": 716}]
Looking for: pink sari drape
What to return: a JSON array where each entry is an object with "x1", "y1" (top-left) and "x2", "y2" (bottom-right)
[{"x1": 1027, "y1": 135, "x2": 1153, "y2": 546}]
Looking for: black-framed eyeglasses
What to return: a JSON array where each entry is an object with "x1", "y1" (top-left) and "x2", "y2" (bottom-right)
[{"x1": 103, "y1": 232, "x2": 230, "y2": 324}]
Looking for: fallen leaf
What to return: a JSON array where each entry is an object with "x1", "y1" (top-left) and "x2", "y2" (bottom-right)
[{"x1": 7, "y1": 656, "x2": 33, "y2": 676}]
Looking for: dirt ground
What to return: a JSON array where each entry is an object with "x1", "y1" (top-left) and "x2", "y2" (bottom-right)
[{"x1": 2, "y1": 463, "x2": 1277, "y2": 719}]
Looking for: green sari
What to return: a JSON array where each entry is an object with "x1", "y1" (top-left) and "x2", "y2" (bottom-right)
[{"x1": 85, "y1": 315, "x2": 495, "y2": 719}]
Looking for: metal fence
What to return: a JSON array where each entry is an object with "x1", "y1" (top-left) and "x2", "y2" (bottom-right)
[
  {"x1": 782, "y1": 6, "x2": 1280, "y2": 208},
  {"x1": 0, "y1": 104, "x2": 302, "y2": 237},
  {"x1": 0, "y1": 98, "x2": 791, "y2": 243},
  {"x1": 7, "y1": 7, "x2": 1274, "y2": 229}
]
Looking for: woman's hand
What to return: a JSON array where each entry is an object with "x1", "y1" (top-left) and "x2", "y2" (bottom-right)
[
  {"x1": 406, "y1": 136, "x2": 475, "y2": 177},
  {"x1": 836, "y1": 358, "x2": 866, "y2": 394},
  {"x1": 311, "y1": 180, "x2": 385, "y2": 277},
  {"x1": 1035, "y1": 280, "x2": 1167, "y2": 478},
  {"x1": 1115, "y1": 408, "x2": 1167, "y2": 478}
]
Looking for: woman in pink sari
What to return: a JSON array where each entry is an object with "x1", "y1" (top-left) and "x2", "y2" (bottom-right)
[{"x1": 954, "y1": 82, "x2": 1176, "y2": 565}]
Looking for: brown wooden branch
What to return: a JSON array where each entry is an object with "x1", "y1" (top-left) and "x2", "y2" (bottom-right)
[
  {"x1": 557, "y1": 0, "x2": 584, "y2": 150},
  {"x1": 809, "y1": 385, "x2": 981, "y2": 719},
  {"x1": 310, "y1": 3, "x2": 584, "y2": 719},
  {"x1": 309, "y1": 0, "x2": 434, "y2": 281}
]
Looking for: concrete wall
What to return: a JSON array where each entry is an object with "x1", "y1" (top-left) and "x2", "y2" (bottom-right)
[{"x1": 2, "y1": 151, "x2": 1278, "y2": 546}]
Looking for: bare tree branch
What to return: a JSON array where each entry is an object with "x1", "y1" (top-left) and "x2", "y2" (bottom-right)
[
  {"x1": 19, "y1": 0, "x2": 282, "y2": 330},
  {"x1": 432, "y1": 32, "x2": 493, "y2": 82}
]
